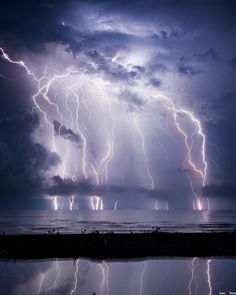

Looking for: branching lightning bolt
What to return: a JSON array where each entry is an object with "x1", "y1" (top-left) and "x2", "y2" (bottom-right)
[
  {"x1": 0, "y1": 48, "x2": 209, "y2": 211},
  {"x1": 155, "y1": 95, "x2": 208, "y2": 210}
]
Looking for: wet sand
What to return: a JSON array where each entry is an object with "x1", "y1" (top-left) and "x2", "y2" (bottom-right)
[{"x1": 0, "y1": 232, "x2": 236, "y2": 259}]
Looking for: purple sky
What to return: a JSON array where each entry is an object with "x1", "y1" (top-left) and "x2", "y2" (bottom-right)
[{"x1": 0, "y1": 0, "x2": 235, "y2": 209}]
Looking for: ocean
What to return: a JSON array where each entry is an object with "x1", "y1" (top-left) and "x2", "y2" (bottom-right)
[{"x1": 0, "y1": 210, "x2": 236, "y2": 234}]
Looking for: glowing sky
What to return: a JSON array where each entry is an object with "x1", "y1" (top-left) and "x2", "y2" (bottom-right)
[{"x1": 0, "y1": 0, "x2": 235, "y2": 209}]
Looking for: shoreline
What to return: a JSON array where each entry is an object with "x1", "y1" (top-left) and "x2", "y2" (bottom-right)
[{"x1": 0, "y1": 232, "x2": 236, "y2": 259}]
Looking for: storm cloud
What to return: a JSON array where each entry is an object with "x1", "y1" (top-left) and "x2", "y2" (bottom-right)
[
  {"x1": 202, "y1": 183, "x2": 236, "y2": 198},
  {"x1": 0, "y1": 112, "x2": 60, "y2": 207},
  {"x1": 0, "y1": 0, "x2": 236, "y2": 209},
  {"x1": 45, "y1": 175, "x2": 168, "y2": 200},
  {"x1": 53, "y1": 120, "x2": 82, "y2": 147}
]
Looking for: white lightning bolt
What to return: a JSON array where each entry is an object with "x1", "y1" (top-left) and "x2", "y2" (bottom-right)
[
  {"x1": 98, "y1": 263, "x2": 106, "y2": 290},
  {"x1": 70, "y1": 259, "x2": 79, "y2": 295},
  {"x1": 91, "y1": 196, "x2": 103, "y2": 210},
  {"x1": 38, "y1": 273, "x2": 45, "y2": 295},
  {"x1": 155, "y1": 94, "x2": 208, "y2": 210},
  {"x1": 139, "y1": 261, "x2": 147, "y2": 295},
  {"x1": 207, "y1": 259, "x2": 212, "y2": 295},
  {"x1": 103, "y1": 261, "x2": 110, "y2": 295},
  {"x1": 133, "y1": 112, "x2": 155, "y2": 190},
  {"x1": 45, "y1": 259, "x2": 60, "y2": 295},
  {"x1": 114, "y1": 200, "x2": 118, "y2": 210},
  {"x1": 188, "y1": 258, "x2": 199, "y2": 295},
  {"x1": 53, "y1": 196, "x2": 58, "y2": 211}
]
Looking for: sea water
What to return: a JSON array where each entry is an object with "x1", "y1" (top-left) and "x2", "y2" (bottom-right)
[{"x1": 0, "y1": 210, "x2": 236, "y2": 234}]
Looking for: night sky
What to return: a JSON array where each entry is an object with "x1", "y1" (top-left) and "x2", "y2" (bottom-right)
[{"x1": 0, "y1": 0, "x2": 236, "y2": 210}]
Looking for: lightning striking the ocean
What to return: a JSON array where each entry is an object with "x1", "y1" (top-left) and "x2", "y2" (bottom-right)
[{"x1": 0, "y1": 47, "x2": 209, "y2": 210}]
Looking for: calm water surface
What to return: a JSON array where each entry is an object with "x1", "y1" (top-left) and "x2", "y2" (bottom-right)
[{"x1": 0, "y1": 210, "x2": 236, "y2": 234}]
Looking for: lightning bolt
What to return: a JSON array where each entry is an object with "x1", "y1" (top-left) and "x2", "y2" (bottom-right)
[
  {"x1": 139, "y1": 261, "x2": 147, "y2": 295},
  {"x1": 69, "y1": 195, "x2": 75, "y2": 211},
  {"x1": 53, "y1": 196, "x2": 58, "y2": 211},
  {"x1": 0, "y1": 47, "x2": 83, "y2": 210},
  {"x1": 70, "y1": 86, "x2": 89, "y2": 179},
  {"x1": 98, "y1": 263, "x2": 106, "y2": 290},
  {"x1": 91, "y1": 196, "x2": 103, "y2": 210},
  {"x1": 207, "y1": 259, "x2": 212, "y2": 295},
  {"x1": 103, "y1": 261, "x2": 110, "y2": 295},
  {"x1": 45, "y1": 259, "x2": 60, "y2": 295},
  {"x1": 155, "y1": 95, "x2": 208, "y2": 210},
  {"x1": 99, "y1": 97, "x2": 116, "y2": 185},
  {"x1": 38, "y1": 273, "x2": 45, "y2": 295},
  {"x1": 133, "y1": 112, "x2": 155, "y2": 190},
  {"x1": 155, "y1": 200, "x2": 159, "y2": 210},
  {"x1": 188, "y1": 258, "x2": 198, "y2": 295},
  {"x1": 70, "y1": 260, "x2": 89, "y2": 295},
  {"x1": 114, "y1": 200, "x2": 118, "y2": 210},
  {"x1": 0, "y1": 48, "x2": 209, "y2": 211},
  {"x1": 164, "y1": 201, "x2": 169, "y2": 210},
  {"x1": 100, "y1": 139, "x2": 114, "y2": 183},
  {"x1": 70, "y1": 259, "x2": 79, "y2": 295}
]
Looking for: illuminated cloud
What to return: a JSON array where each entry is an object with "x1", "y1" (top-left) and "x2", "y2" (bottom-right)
[{"x1": 0, "y1": 0, "x2": 235, "y2": 209}]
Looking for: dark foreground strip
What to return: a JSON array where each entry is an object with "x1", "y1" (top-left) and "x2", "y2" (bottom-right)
[{"x1": 0, "y1": 232, "x2": 236, "y2": 259}]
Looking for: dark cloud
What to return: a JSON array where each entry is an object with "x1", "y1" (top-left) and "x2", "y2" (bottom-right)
[
  {"x1": 53, "y1": 120, "x2": 82, "y2": 147},
  {"x1": 82, "y1": 47, "x2": 145, "y2": 83},
  {"x1": 0, "y1": 0, "x2": 84, "y2": 54},
  {"x1": 0, "y1": 112, "x2": 60, "y2": 205},
  {"x1": 202, "y1": 183, "x2": 236, "y2": 198},
  {"x1": 130, "y1": 65, "x2": 145, "y2": 79},
  {"x1": 193, "y1": 48, "x2": 218, "y2": 61},
  {"x1": 175, "y1": 58, "x2": 202, "y2": 77},
  {"x1": 149, "y1": 78, "x2": 162, "y2": 88},
  {"x1": 45, "y1": 175, "x2": 167, "y2": 200},
  {"x1": 148, "y1": 29, "x2": 185, "y2": 41},
  {"x1": 119, "y1": 90, "x2": 146, "y2": 106}
]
